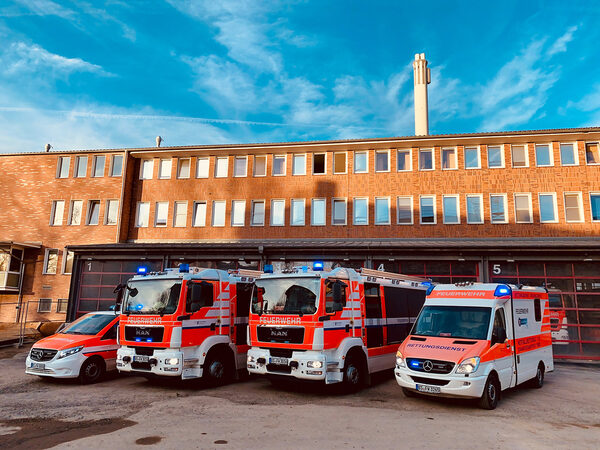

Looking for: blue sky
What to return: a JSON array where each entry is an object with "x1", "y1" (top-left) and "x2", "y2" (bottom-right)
[{"x1": 0, "y1": 0, "x2": 599, "y2": 153}]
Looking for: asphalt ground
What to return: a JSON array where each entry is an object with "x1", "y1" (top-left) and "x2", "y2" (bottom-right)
[{"x1": 1, "y1": 345, "x2": 599, "y2": 449}]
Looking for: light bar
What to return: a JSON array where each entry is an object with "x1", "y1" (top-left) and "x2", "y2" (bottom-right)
[
  {"x1": 179, "y1": 263, "x2": 190, "y2": 273},
  {"x1": 494, "y1": 285, "x2": 511, "y2": 297},
  {"x1": 313, "y1": 261, "x2": 324, "y2": 271},
  {"x1": 137, "y1": 266, "x2": 148, "y2": 275}
]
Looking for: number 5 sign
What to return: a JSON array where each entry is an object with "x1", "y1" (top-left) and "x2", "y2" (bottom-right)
[{"x1": 492, "y1": 264, "x2": 501, "y2": 275}]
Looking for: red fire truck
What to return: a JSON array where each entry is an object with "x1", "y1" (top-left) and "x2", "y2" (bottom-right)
[
  {"x1": 246, "y1": 265, "x2": 429, "y2": 390},
  {"x1": 115, "y1": 265, "x2": 257, "y2": 384}
]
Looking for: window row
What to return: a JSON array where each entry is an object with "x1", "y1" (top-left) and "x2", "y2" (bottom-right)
[
  {"x1": 50, "y1": 200, "x2": 119, "y2": 226},
  {"x1": 36, "y1": 298, "x2": 68, "y2": 313},
  {"x1": 133, "y1": 193, "x2": 600, "y2": 228},
  {"x1": 56, "y1": 154, "x2": 123, "y2": 179},
  {"x1": 42, "y1": 248, "x2": 74, "y2": 275}
]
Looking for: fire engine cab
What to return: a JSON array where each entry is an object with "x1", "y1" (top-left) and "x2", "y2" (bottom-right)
[
  {"x1": 394, "y1": 283, "x2": 554, "y2": 409},
  {"x1": 115, "y1": 265, "x2": 256, "y2": 384},
  {"x1": 247, "y1": 265, "x2": 429, "y2": 390}
]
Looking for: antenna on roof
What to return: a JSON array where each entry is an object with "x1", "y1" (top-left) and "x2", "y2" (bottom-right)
[
  {"x1": 45, "y1": 144, "x2": 52, "y2": 152},
  {"x1": 156, "y1": 136, "x2": 163, "y2": 148}
]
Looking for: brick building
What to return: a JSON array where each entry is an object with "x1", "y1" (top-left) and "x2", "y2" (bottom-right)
[{"x1": 1, "y1": 127, "x2": 600, "y2": 359}]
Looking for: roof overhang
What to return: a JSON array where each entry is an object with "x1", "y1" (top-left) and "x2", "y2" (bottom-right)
[{"x1": 0, "y1": 241, "x2": 42, "y2": 249}]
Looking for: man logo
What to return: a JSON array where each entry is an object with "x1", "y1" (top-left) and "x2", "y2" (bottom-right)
[{"x1": 423, "y1": 360, "x2": 434, "y2": 372}]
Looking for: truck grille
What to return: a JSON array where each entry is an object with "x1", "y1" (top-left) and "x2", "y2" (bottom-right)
[
  {"x1": 410, "y1": 376, "x2": 450, "y2": 386},
  {"x1": 257, "y1": 326, "x2": 304, "y2": 344},
  {"x1": 30, "y1": 348, "x2": 57, "y2": 362},
  {"x1": 124, "y1": 326, "x2": 164, "y2": 342},
  {"x1": 406, "y1": 358, "x2": 455, "y2": 374},
  {"x1": 267, "y1": 364, "x2": 292, "y2": 374}
]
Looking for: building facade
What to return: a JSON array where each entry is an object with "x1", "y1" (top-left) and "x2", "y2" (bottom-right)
[{"x1": 1, "y1": 127, "x2": 599, "y2": 360}]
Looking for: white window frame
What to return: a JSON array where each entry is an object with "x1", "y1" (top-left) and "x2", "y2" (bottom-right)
[
  {"x1": 333, "y1": 152, "x2": 348, "y2": 174},
  {"x1": 396, "y1": 196, "x2": 413, "y2": 225},
  {"x1": 513, "y1": 193, "x2": 533, "y2": 224},
  {"x1": 535, "y1": 143, "x2": 554, "y2": 167},
  {"x1": 105, "y1": 199, "x2": 119, "y2": 225},
  {"x1": 270, "y1": 199, "x2": 286, "y2": 226},
  {"x1": 590, "y1": 192, "x2": 600, "y2": 223},
  {"x1": 37, "y1": 298, "x2": 52, "y2": 312},
  {"x1": 233, "y1": 156, "x2": 248, "y2": 178},
  {"x1": 212, "y1": 200, "x2": 226, "y2": 227},
  {"x1": 419, "y1": 195, "x2": 437, "y2": 225},
  {"x1": 290, "y1": 199, "x2": 305, "y2": 226},
  {"x1": 56, "y1": 156, "x2": 70, "y2": 178},
  {"x1": 155, "y1": 201, "x2": 169, "y2": 227},
  {"x1": 464, "y1": 146, "x2": 481, "y2": 170},
  {"x1": 42, "y1": 249, "x2": 59, "y2": 274},
  {"x1": 419, "y1": 148, "x2": 435, "y2": 171},
  {"x1": 68, "y1": 200, "x2": 83, "y2": 226},
  {"x1": 441, "y1": 147, "x2": 457, "y2": 170},
  {"x1": 585, "y1": 142, "x2": 600, "y2": 166},
  {"x1": 250, "y1": 200, "x2": 265, "y2": 226},
  {"x1": 231, "y1": 200, "x2": 246, "y2": 227},
  {"x1": 374, "y1": 150, "x2": 390, "y2": 173},
  {"x1": 563, "y1": 192, "x2": 584, "y2": 223},
  {"x1": 487, "y1": 145, "x2": 505, "y2": 169},
  {"x1": 374, "y1": 197, "x2": 391, "y2": 225},
  {"x1": 442, "y1": 194, "x2": 460, "y2": 224},
  {"x1": 466, "y1": 194, "x2": 484, "y2": 224},
  {"x1": 140, "y1": 159, "x2": 154, "y2": 180},
  {"x1": 397, "y1": 149, "x2": 412, "y2": 172},
  {"x1": 74, "y1": 156, "x2": 88, "y2": 178},
  {"x1": 110, "y1": 154, "x2": 123, "y2": 177},
  {"x1": 173, "y1": 201, "x2": 188, "y2": 227},
  {"x1": 56, "y1": 298, "x2": 68, "y2": 313},
  {"x1": 177, "y1": 158, "x2": 191, "y2": 179},
  {"x1": 332, "y1": 198, "x2": 347, "y2": 225},
  {"x1": 311, "y1": 198, "x2": 326, "y2": 226},
  {"x1": 559, "y1": 142, "x2": 578, "y2": 166},
  {"x1": 489, "y1": 194, "x2": 508, "y2": 224},
  {"x1": 538, "y1": 192, "x2": 558, "y2": 224},
  {"x1": 272, "y1": 155, "x2": 287, "y2": 176},
  {"x1": 135, "y1": 202, "x2": 150, "y2": 228},
  {"x1": 196, "y1": 157, "x2": 210, "y2": 178},
  {"x1": 292, "y1": 154, "x2": 306, "y2": 176},
  {"x1": 312, "y1": 153, "x2": 327, "y2": 175},
  {"x1": 158, "y1": 158, "x2": 172, "y2": 179},
  {"x1": 92, "y1": 155, "x2": 105, "y2": 177},
  {"x1": 353, "y1": 197, "x2": 369, "y2": 226},
  {"x1": 61, "y1": 249, "x2": 74, "y2": 274},
  {"x1": 353, "y1": 151, "x2": 369, "y2": 174},
  {"x1": 192, "y1": 201, "x2": 207, "y2": 227},
  {"x1": 50, "y1": 200, "x2": 65, "y2": 226},
  {"x1": 511, "y1": 144, "x2": 529, "y2": 168},
  {"x1": 253, "y1": 155, "x2": 267, "y2": 177},
  {"x1": 86, "y1": 200, "x2": 100, "y2": 226},
  {"x1": 215, "y1": 157, "x2": 229, "y2": 178}
]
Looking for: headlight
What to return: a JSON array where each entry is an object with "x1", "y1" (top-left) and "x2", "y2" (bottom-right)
[
  {"x1": 307, "y1": 361, "x2": 322, "y2": 369},
  {"x1": 247, "y1": 355, "x2": 255, "y2": 363},
  {"x1": 165, "y1": 358, "x2": 179, "y2": 365},
  {"x1": 395, "y1": 350, "x2": 405, "y2": 368},
  {"x1": 57, "y1": 345, "x2": 84, "y2": 359},
  {"x1": 456, "y1": 356, "x2": 480, "y2": 374}
]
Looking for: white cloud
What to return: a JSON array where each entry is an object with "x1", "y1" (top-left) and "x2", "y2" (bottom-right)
[
  {"x1": 547, "y1": 25, "x2": 578, "y2": 57},
  {"x1": 0, "y1": 0, "x2": 73, "y2": 18}
]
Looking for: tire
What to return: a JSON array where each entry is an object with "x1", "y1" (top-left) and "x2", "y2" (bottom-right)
[
  {"x1": 342, "y1": 353, "x2": 366, "y2": 393},
  {"x1": 530, "y1": 363, "x2": 545, "y2": 389},
  {"x1": 203, "y1": 350, "x2": 233, "y2": 386},
  {"x1": 402, "y1": 387, "x2": 416, "y2": 398},
  {"x1": 79, "y1": 357, "x2": 105, "y2": 384},
  {"x1": 478, "y1": 375, "x2": 500, "y2": 410}
]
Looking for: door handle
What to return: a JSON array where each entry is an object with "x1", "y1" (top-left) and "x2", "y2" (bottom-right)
[
  {"x1": 345, "y1": 324, "x2": 350, "y2": 333},
  {"x1": 210, "y1": 323, "x2": 216, "y2": 331}
]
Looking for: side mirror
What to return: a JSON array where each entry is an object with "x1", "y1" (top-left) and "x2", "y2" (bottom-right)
[{"x1": 114, "y1": 284, "x2": 125, "y2": 312}]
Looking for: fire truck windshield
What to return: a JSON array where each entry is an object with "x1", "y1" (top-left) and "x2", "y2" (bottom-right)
[
  {"x1": 123, "y1": 279, "x2": 182, "y2": 315},
  {"x1": 252, "y1": 277, "x2": 320, "y2": 315},
  {"x1": 412, "y1": 306, "x2": 492, "y2": 340}
]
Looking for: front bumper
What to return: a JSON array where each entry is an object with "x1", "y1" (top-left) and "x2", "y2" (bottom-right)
[
  {"x1": 117, "y1": 347, "x2": 184, "y2": 376},
  {"x1": 247, "y1": 347, "x2": 333, "y2": 381},
  {"x1": 395, "y1": 366, "x2": 487, "y2": 399},
  {"x1": 25, "y1": 352, "x2": 86, "y2": 378}
]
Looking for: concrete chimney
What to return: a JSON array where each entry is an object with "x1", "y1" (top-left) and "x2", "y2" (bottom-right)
[{"x1": 413, "y1": 53, "x2": 431, "y2": 136}]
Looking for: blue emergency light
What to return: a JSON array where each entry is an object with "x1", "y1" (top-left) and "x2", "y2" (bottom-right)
[
  {"x1": 410, "y1": 360, "x2": 420, "y2": 368},
  {"x1": 179, "y1": 263, "x2": 190, "y2": 273},
  {"x1": 313, "y1": 261, "x2": 324, "y2": 271},
  {"x1": 421, "y1": 281, "x2": 435, "y2": 296},
  {"x1": 135, "y1": 337, "x2": 142, "y2": 342},
  {"x1": 264, "y1": 264, "x2": 274, "y2": 273},
  {"x1": 146, "y1": 338, "x2": 153, "y2": 343},
  {"x1": 137, "y1": 266, "x2": 148, "y2": 275},
  {"x1": 494, "y1": 285, "x2": 511, "y2": 297}
]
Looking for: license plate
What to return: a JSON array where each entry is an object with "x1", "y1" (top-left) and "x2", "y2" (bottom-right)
[
  {"x1": 416, "y1": 384, "x2": 441, "y2": 394},
  {"x1": 30, "y1": 362, "x2": 45, "y2": 370},
  {"x1": 270, "y1": 357, "x2": 289, "y2": 365},
  {"x1": 133, "y1": 355, "x2": 149, "y2": 363}
]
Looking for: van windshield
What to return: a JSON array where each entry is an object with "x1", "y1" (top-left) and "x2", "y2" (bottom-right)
[
  {"x1": 252, "y1": 277, "x2": 320, "y2": 315},
  {"x1": 61, "y1": 314, "x2": 115, "y2": 335},
  {"x1": 412, "y1": 306, "x2": 492, "y2": 340}
]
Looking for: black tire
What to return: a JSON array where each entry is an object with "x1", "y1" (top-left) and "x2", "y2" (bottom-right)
[
  {"x1": 203, "y1": 350, "x2": 233, "y2": 386},
  {"x1": 402, "y1": 387, "x2": 416, "y2": 398},
  {"x1": 530, "y1": 363, "x2": 545, "y2": 389},
  {"x1": 79, "y1": 357, "x2": 105, "y2": 384},
  {"x1": 478, "y1": 375, "x2": 500, "y2": 410},
  {"x1": 342, "y1": 352, "x2": 366, "y2": 393}
]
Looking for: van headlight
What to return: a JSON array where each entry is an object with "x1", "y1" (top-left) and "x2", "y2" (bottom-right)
[
  {"x1": 57, "y1": 346, "x2": 84, "y2": 359},
  {"x1": 395, "y1": 350, "x2": 406, "y2": 368},
  {"x1": 456, "y1": 357, "x2": 480, "y2": 374}
]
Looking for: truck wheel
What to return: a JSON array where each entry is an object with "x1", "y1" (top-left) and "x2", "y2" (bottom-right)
[
  {"x1": 530, "y1": 363, "x2": 545, "y2": 389},
  {"x1": 79, "y1": 357, "x2": 105, "y2": 384},
  {"x1": 478, "y1": 375, "x2": 499, "y2": 410},
  {"x1": 402, "y1": 387, "x2": 416, "y2": 398},
  {"x1": 343, "y1": 353, "x2": 365, "y2": 393},
  {"x1": 203, "y1": 351, "x2": 233, "y2": 386}
]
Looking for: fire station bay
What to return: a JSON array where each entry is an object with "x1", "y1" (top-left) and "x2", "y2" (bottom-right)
[{"x1": 1, "y1": 128, "x2": 600, "y2": 361}]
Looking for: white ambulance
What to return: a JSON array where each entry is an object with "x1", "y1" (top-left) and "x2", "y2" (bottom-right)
[{"x1": 394, "y1": 283, "x2": 553, "y2": 409}]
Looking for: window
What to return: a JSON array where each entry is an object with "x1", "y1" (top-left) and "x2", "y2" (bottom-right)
[
  {"x1": 354, "y1": 151, "x2": 368, "y2": 173},
  {"x1": 586, "y1": 142, "x2": 600, "y2": 164},
  {"x1": 68, "y1": 200, "x2": 83, "y2": 226},
  {"x1": 442, "y1": 195, "x2": 460, "y2": 224},
  {"x1": 158, "y1": 159, "x2": 172, "y2": 178},
  {"x1": 397, "y1": 197, "x2": 413, "y2": 224},
  {"x1": 212, "y1": 201, "x2": 226, "y2": 227},
  {"x1": 539, "y1": 193, "x2": 558, "y2": 223},
  {"x1": 56, "y1": 298, "x2": 68, "y2": 313},
  {"x1": 291, "y1": 199, "x2": 305, "y2": 226},
  {"x1": 332, "y1": 199, "x2": 347, "y2": 225},
  {"x1": 441, "y1": 148, "x2": 457, "y2": 170},
  {"x1": 57, "y1": 157, "x2": 70, "y2": 178},
  {"x1": 466, "y1": 195, "x2": 483, "y2": 224},
  {"x1": 43, "y1": 249, "x2": 58, "y2": 274},
  {"x1": 419, "y1": 148, "x2": 434, "y2": 170},
  {"x1": 490, "y1": 194, "x2": 508, "y2": 224},
  {"x1": 254, "y1": 155, "x2": 267, "y2": 176},
  {"x1": 196, "y1": 157, "x2": 210, "y2": 178},
  {"x1": 192, "y1": 202, "x2": 207, "y2": 227},
  {"x1": 251, "y1": 201, "x2": 265, "y2": 226},
  {"x1": 75, "y1": 156, "x2": 88, "y2": 177},
  {"x1": 231, "y1": 200, "x2": 245, "y2": 226},
  {"x1": 591, "y1": 193, "x2": 600, "y2": 222},
  {"x1": 92, "y1": 155, "x2": 105, "y2": 177},
  {"x1": 87, "y1": 200, "x2": 100, "y2": 225},
  {"x1": 560, "y1": 143, "x2": 577, "y2": 165},
  {"x1": 105, "y1": 200, "x2": 119, "y2": 225},
  {"x1": 420, "y1": 196, "x2": 436, "y2": 224},
  {"x1": 564, "y1": 193, "x2": 583, "y2": 223},
  {"x1": 215, "y1": 157, "x2": 228, "y2": 178},
  {"x1": 173, "y1": 201, "x2": 187, "y2": 227},
  {"x1": 233, "y1": 156, "x2": 247, "y2": 177},
  {"x1": 291, "y1": 154, "x2": 306, "y2": 176},
  {"x1": 272, "y1": 155, "x2": 286, "y2": 176},
  {"x1": 271, "y1": 200, "x2": 285, "y2": 226},
  {"x1": 487, "y1": 145, "x2": 504, "y2": 168},
  {"x1": 38, "y1": 298, "x2": 52, "y2": 312},
  {"x1": 374, "y1": 197, "x2": 390, "y2": 225},
  {"x1": 140, "y1": 159, "x2": 154, "y2": 179},
  {"x1": 375, "y1": 150, "x2": 389, "y2": 172},
  {"x1": 50, "y1": 200, "x2": 65, "y2": 226},
  {"x1": 511, "y1": 145, "x2": 528, "y2": 168},
  {"x1": 333, "y1": 152, "x2": 347, "y2": 174},
  {"x1": 62, "y1": 250, "x2": 74, "y2": 274},
  {"x1": 514, "y1": 193, "x2": 533, "y2": 223},
  {"x1": 535, "y1": 144, "x2": 553, "y2": 167},
  {"x1": 311, "y1": 199, "x2": 326, "y2": 225},
  {"x1": 464, "y1": 147, "x2": 480, "y2": 169},
  {"x1": 353, "y1": 198, "x2": 368, "y2": 225},
  {"x1": 177, "y1": 158, "x2": 191, "y2": 178},
  {"x1": 110, "y1": 155, "x2": 123, "y2": 177},
  {"x1": 136, "y1": 202, "x2": 150, "y2": 227},
  {"x1": 155, "y1": 202, "x2": 168, "y2": 227},
  {"x1": 313, "y1": 153, "x2": 326, "y2": 174},
  {"x1": 186, "y1": 281, "x2": 214, "y2": 312},
  {"x1": 397, "y1": 149, "x2": 411, "y2": 171}
]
